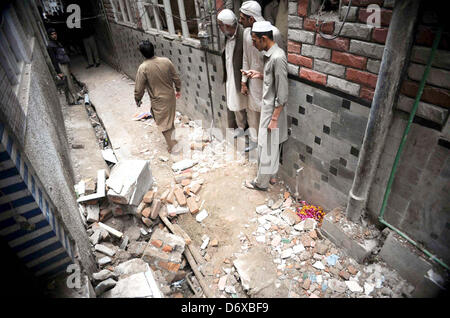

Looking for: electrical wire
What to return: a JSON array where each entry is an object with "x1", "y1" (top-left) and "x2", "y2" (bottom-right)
[
  {"x1": 44, "y1": 14, "x2": 104, "y2": 24},
  {"x1": 317, "y1": 0, "x2": 352, "y2": 40}
]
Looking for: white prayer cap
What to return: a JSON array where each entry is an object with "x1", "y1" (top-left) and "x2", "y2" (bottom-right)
[
  {"x1": 217, "y1": 9, "x2": 237, "y2": 25},
  {"x1": 240, "y1": 1, "x2": 264, "y2": 21},
  {"x1": 252, "y1": 21, "x2": 273, "y2": 33}
]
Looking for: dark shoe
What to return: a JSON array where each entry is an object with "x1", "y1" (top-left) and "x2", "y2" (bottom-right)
[
  {"x1": 86, "y1": 64, "x2": 94, "y2": 69},
  {"x1": 244, "y1": 141, "x2": 257, "y2": 152},
  {"x1": 95, "y1": 63, "x2": 100, "y2": 67}
]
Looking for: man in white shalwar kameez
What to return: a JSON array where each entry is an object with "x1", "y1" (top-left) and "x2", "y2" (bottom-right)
[
  {"x1": 218, "y1": 9, "x2": 248, "y2": 136},
  {"x1": 239, "y1": 1, "x2": 284, "y2": 152}
]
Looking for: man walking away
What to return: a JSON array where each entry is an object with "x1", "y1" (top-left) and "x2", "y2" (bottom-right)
[
  {"x1": 218, "y1": 9, "x2": 249, "y2": 139},
  {"x1": 244, "y1": 21, "x2": 288, "y2": 191},
  {"x1": 46, "y1": 28, "x2": 80, "y2": 105},
  {"x1": 134, "y1": 40, "x2": 181, "y2": 153},
  {"x1": 81, "y1": 18, "x2": 100, "y2": 68},
  {"x1": 239, "y1": 1, "x2": 283, "y2": 152}
]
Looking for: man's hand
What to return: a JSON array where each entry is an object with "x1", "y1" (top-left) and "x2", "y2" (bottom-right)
[
  {"x1": 268, "y1": 118, "x2": 278, "y2": 131},
  {"x1": 57, "y1": 73, "x2": 65, "y2": 78},
  {"x1": 136, "y1": 99, "x2": 142, "y2": 107},
  {"x1": 175, "y1": 91, "x2": 181, "y2": 99},
  {"x1": 241, "y1": 82, "x2": 248, "y2": 96},
  {"x1": 246, "y1": 70, "x2": 263, "y2": 79}
]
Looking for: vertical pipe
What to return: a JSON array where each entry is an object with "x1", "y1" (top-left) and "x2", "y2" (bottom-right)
[
  {"x1": 345, "y1": 0, "x2": 420, "y2": 222},
  {"x1": 177, "y1": 0, "x2": 190, "y2": 38}
]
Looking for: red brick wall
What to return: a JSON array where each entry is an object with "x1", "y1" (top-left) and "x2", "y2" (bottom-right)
[
  {"x1": 288, "y1": 0, "x2": 395, "y2": 102},
  {"x1": 398, "y1": 3, "x2": 450, "y2": 110}
]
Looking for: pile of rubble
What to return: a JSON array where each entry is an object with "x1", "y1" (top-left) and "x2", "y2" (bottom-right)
[
  {"x1": 218, "y1": 193, "x2": 415, "y2": 298},
  {"x1": 75, "y1": 109, "x2": 416, "y2": 298},
  {"x1": 76, "y1": 145, "x2": 223, "y2": 298}
]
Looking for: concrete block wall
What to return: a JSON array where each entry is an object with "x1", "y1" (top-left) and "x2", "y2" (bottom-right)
[
  {"x1": 366, "y1": 2, "x2": 450, "y2": 264},
  {"x1": 0, "y1": 2, "x2": 96, "y2": 277},
  {"x1": 279, "y1": 79, "x2": 369, "y2": 211}
]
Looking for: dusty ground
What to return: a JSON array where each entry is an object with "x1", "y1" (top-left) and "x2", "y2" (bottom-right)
[{"x1": 66, "y1": 57, "x2": 414, "y2": 298}]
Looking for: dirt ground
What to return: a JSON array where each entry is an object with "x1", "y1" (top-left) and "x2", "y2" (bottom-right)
[{"x1": 66, "y1": 58, "x2": 414, "y2": 298}]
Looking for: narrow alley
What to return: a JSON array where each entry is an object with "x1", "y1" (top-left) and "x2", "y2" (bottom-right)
[{"x1": 0, "y1": 0, "x2": 449, "y2": 304}]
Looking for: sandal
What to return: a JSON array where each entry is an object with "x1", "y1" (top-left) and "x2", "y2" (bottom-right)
[{"x1": 244, "y1": 180, "x2": 268, "y2": 191}]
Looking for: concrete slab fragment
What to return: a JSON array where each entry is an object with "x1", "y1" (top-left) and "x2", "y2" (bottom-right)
[
  {"x1": 102, "y1": 270, "x2": 162, "y2": 298},
  {"x1": 321, "y1": 213, "x2": 375, "y2": 263},
  {"x1": 233, "y1": 246, "x2": 278, "y2": 296},
  {"x1": 86, "y1": 205, "x2": 100, "y2": 223},
  {"x1": 106, "y1": 160, "x2": 153, "y2": 206},
  {"x1": 379, "y1": 232, "x2": 432, "y2": 287}
]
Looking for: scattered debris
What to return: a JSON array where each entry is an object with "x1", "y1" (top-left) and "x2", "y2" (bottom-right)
[{"x1": 196, "y1": 209, "x2": 209, "y2": 222}]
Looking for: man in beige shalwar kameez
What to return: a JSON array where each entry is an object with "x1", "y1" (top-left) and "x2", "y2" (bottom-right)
[{"x1": 134, "y1": 40, "x2": 181, "y2": 153}]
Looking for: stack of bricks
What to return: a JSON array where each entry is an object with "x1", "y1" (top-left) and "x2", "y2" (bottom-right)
[
  {"x1": 142, "y1": 228, "x2": 186, "y2": 282},
  {"x1": 287, "y1": 0, "x2": 394, "y2": 102}
]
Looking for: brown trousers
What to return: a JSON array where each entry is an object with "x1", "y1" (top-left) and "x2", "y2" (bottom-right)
[{"x1": 162, "y1": 126, "x2": 176, "y2": 150}]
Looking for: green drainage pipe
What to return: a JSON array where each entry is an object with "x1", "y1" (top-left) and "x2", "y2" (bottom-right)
[{"x1": 378, "y1": 26, "x2": 449, "y2": 272}]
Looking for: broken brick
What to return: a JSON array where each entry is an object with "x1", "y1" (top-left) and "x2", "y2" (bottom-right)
[
  {"x1": 143, "y1": 190, "x2": 155, "y2": 204},
  {"x1": 141, "y1": 217, "x2": 152, "y2": 227},
  {"x1": 181, "y1": 179, "x2": 191, "y2": 187},
  {"x1": 174, "y1": 187, "x2": 187, "y2": 206},
  {"x1": 151, "y1": 239, "x2": 163, "y2": 248},
  {"x1": 160, "y1": 189, "x2": 170, "y2": 202},
  {"x1": 99, "y1": 208, "x2": 112, "y2": 222},
  {"x1": 166, "y1": 191, "x2": 175, "y2": 204},
  {"x1": 309, "y1": 230, "x2": 318, "y2": 239},
  {"x1": 175, "y1": 172, "x2": 192, "y2": 184},
  {"x1": 162, "y1": 245, "x2": 173, "y2": 253},
  {"x1": 142, "y1": 207, "x2": 152, "y2": 218},
  {"x1": 347, "y1": 265, "x2": 358, "y2": 275},
  {"x1": 210, "y1": 239, "x2": 218, "y2": 247},
  {"x1": 158, "y1": 261, "x2": 180, "y2": 272},
  {"x1": 113, "y1": 205, "x2": 125, "y2": 217},
  {"x1": 186, "y1": 196, "x2": 199, "y2": 214},
  {"x1": 190, "y1": 183, "x2": 202, "y2": 194},
  {"x1": 339, "y1": 270, "x2": 350, "y2": 280},
  {"x1": 150, "y1": 199, "x2": 161, "y2": 219}
]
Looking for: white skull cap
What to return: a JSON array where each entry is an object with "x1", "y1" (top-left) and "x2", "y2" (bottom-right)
[
  {"x1": 240, "y1": 1, "x2": 264, "y2": 21},
  {"x1": 217, "y1": 9, "x2": 237, "y2": 25},
  {"x1": 252, "y1": 20, "x2": 273, "y2": 33}
]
